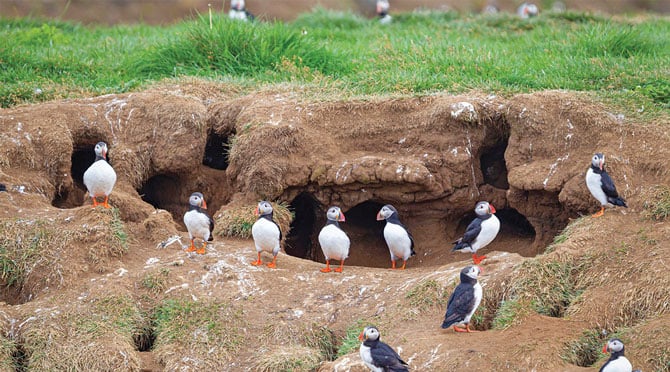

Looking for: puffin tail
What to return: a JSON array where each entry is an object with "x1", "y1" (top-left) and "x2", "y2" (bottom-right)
[
  {"x1": 452, "y1": 241, "x2": 469, "y2": 252},
  {"x1": 609, "y1": 196, "x2": 628, "y2": 208},
  {"x1": 208, "y1": 235, "x2": 214, "y2": 242},
  {"x1": 441, "y1": 318, "x2": 453, "y2": 329}
]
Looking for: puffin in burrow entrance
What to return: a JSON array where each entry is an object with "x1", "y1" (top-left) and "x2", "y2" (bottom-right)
[
  {"x1": 586, "y1": 153, "x2": 627, "y2": 218},
  {"x1": 318, "y1": 206, "x2": 350, "y2": 273},
  {"x1": 83, "y1": 141, "x2": 117, "y2": 209},
  {"x1": 441, "y1": 265, "x2": 483, "y2": 333},
  {"x1": 359, "y1": 326, "x2": 409, "y2": 372},
  {"x1": 183, "y1": 192, "x2": 214, "y2": 255},
  {"x1": 376, "y1": 204, "x2": 416, "y2": 270},
  {"x1": 452, "y1": 201, "x2": 500, "y2": 265},
  {"x1": 251, "y1": 200, "x2": 282, "y2": 269}
]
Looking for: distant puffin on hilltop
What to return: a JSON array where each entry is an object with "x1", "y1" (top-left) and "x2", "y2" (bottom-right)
[
  {"x1": 229, "y1": 0, "x2": 254, "y2": 21},
  {"x1": 376, "y1": 0, "x2": 392, "y2": 24}
]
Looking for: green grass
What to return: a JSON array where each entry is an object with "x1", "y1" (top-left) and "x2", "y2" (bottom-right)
[
  {"x1": 337, "y1": 320, "x2": 369, "y2": 358},
  {"x1": 1, "y1": 10, "x2": 668, "y2": 115}
]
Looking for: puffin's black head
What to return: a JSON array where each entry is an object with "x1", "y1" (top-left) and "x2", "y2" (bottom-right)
[
  {"x1": 189, "y1": 192, "x2": 207, "y2": 209},
  {"x1": 94, "y1": 142, "x2": 109, "y2": 160},
  {"x1": 359, "y1": 326, "x2": 381, "y2": 342},
  {"x1": 474, "y1": 201, "x2": 496, "y2": 217},
  {"x1": 460, "y1": 265, "x2": 481, "y2": 283},
  {"x1": 376, "y1": 204, "x2": 398, "y2": 221},
  {"x1": 603, "y1": 338, "x2": 625, "y2": 354},
  {"x1": 591, "y1": 153, "x2": 605, "y2": 170},
  {"x1": 326, "y1": 206, "x2": 345, "y2": 222},
  {"x1": 254, "y1": 201, "x2": 273, "y2": 217}
]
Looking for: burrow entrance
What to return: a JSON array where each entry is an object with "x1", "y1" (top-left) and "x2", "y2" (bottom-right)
[
  {"x1": 202, "y1": 130, "x2": 232, "y2": 170},
  {"x1": 52, "y1": 141, "x2": 102, "y2": 209}
]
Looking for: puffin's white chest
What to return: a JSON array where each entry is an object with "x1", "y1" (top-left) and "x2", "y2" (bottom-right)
[
  {"x1": 183, "y1": 210, "x2": 211, "y2": 241},
  {"x1": 464, "y1": 282, "x2": 483, "y2": 323},
  {"x1": 383, "y1": 223, "x2": 412, "y2": 260},
  {"x1": 83, "y1": 160, "x2": 116, "y2": 197},
  {"x1": 359, "y1": 344, "x2": 383, "y2": 372},
  {"x1": 472, "y1": 215, "x2": 500, "y2": 251},
  {"x1": 601, "y1": 355, "x2": 632, "y2": 372},
  {"x1": 251, "y1": 218, "x2": 280, "y2": 253},
  {"x1": 586, "y1": 168, "x2": 608, "y2": 205},
  {"x1": 318, "y1": 224, "x2": 350, "y2": 261},
  {"x1": 229, "y1": 10, "x2": 248, "y2": 20}
]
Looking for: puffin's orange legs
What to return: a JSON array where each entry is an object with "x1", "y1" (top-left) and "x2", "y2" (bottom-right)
[
  {"x1": 453, "y1": 324, "x2": 478, "y2": 333},
  {"x1": 266, "y1": 255, "x2": 277, "y2": 269},
  {"x1": 102, "y1": 196, "x2": 111, "y2": 209},
  {"x1": 321, "y1": 260, "x2": 332, "y2": 273},
  {"x1": 186, "y1": 238, "x2": 197, "y2": 252},
  {"x1": 334, "y1": 260, "x2": 345, "y2": 273},
  {"x1": 472, "y1": 253, "x2": 487, "y2": 265},
  {"x1": 91, "y1": 197, "x2": 99, "y2": 208},
  {"x1": 592, "y1": 206, "x2": 605, "y2": 218},
  {"x1": 196, "y1": 241, "x2": 206, "y2": 255},
  {"x1": 389, "y1": 260, "x2": 397, "y2": 270},
  {"x1": 251, "y1": 252, "x2": 263, "y2": 266}
]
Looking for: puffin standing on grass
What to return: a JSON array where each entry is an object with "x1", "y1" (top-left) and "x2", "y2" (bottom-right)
[
  {"x1": 600, "y1": 338, "x2": 634, "y2": 372},
  {"x1": 318, "y1": 206, "x2": 350, "y2": 273},
  {"x1": 452, "y1": 201, "x2": 500, "y2": 265},
  {"x1": 83, "y1": 142, "x2": 116, "y2": 209},
  {"x1": 229, "y1": 0, "x2": 255, "y2": 21},
  {"x1": 441, "y1": 265, "x2": 483, "y2": 333},
  {"x1": 359, "y1": 326, "x2": 409, "y2": 372},
  {"x1": 586, "y1": 153, "x2": 628, "y2": 218},
  {"x1": 376, "y1": 204, "x2": 416, "y2": 270},
  {"x1": 183, "y1": 192, "x2": 214, "y2": 255},
  {"x1": 251, "y1": 201, "x2": 282, "y2": 269}
]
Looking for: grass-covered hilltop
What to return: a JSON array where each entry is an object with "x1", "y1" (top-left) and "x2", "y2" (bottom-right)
[
  {"x1": 1, "y1": 8, "x2": 668, "y2": 113},
  {"x1": 2, "y1": 6, "x2": 670, "y2": 372}
]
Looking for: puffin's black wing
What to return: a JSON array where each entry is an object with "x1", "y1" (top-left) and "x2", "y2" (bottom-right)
[
  {"x1": 441, "y1": 283, "x2": 475, "y2": 328},
  {"x1": 601, "y1": 171, "x2": 628, "y2": 207},
  {"x1": 207, "y1": 213, "x2": 215, "y2": 241},
  {"x1": 371, "y1": 342, "x2": 409, "y2": 371},
  {"x1": 452, "y1": 218, "x2": 482, "y2": 251},
  {"x1": 273, "y1": 220, "x2": 283, "y2": 242}
]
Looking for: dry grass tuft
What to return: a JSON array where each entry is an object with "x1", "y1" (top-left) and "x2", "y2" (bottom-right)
[
  {"x1": 561, "y1": 328, "x2": 610, "y2": 367},
  {"x1": 19, "y1": 295, "x2": 143, "y2": 370},
  {"x1": 259, "y1": 322, "x2": 336, "y2": 362},
  {"x1": 641, "y1": 185, "x2": 670, "y2": 221},
  {"x1": 214, "y1": 201, "x2": 293, "y2": 239},
  {"x1": 251, "y1": 346, "x2": 322, "y2": 372}
]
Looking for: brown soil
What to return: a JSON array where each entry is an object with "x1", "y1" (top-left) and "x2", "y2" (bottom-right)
[
  {"x1": 1, "y1": 82, "x2": 669, "y2": 371},
  {"x1": 4, "y1": 0, "x2": 669, "y2": 25}
]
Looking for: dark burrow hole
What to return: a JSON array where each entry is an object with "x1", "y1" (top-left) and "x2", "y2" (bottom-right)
[
  {"x1": 138, "y1": 174, "x2": 187, "y2": 222},
  {"x1": 12, "y1": 342, "x2": 27, "y2": 372},
  {"x1": 134, "y1": 326, "x2": 156, "y2": 352},
  {"x1": 285, "y1": 195, "x2": 392, "y2": 268},
  {"x1": 52, "y1": 143, "x2": 99, "y2": 208},
  {"x1": 202, "y1": 131, "x2": 231, "y2": 170},
  {"x1": 563, "y1": 329, "x2": 610, "y2": 367},
  {"x1": 480, "y1": 135, "x2": 509, "y2": 189}
]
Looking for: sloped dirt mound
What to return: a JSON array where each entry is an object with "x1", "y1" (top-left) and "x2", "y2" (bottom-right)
[{"x1": 1, "y1": 83, "x2": 669, "y2": 371}]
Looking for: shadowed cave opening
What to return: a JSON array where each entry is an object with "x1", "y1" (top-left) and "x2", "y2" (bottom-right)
[
  {"x1": 52, "y1": 142, "x2": 101, "y2": 209},
  {"x1": 202, "y1": 131, "x2": 231, "y2": 170},
  {"x1": 480, "y1": 134, "x2": 509, "y2": 189},
  {"x1": 138, "y1": 174, "x2": 186, "y2": 222},
  {"x1": 285, "y1": 192, "x2": 320, "y2": 260}
]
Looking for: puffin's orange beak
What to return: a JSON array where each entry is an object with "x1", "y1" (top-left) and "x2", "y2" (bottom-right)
[
  {"x1": 102, "y1": 149, "x2": 107, "y2": 159},
  {"x1": 201, "y1": 199, "x2": 208, "y2": 210},
  {"x1": 358, "y1": 331, "x2": 365, "y2": 341},
  {"x1": 339, "y1": 212, "x2": 346, "y2": 222},
  {"x1": 602, "y1": 344, "x2": 608, "y2": 353},
  {"x1": 599, "y1": 160, "x2": 604, "y2": 171},
  {"x1": 253, "y1": 206, "x2": 259, "y2": 216},
  {"x1": 489, "y1": 205, "x2": 496, "y2": 214},
  {"x1": 376, "y1": 212, "x2": 384, "y2": 221}
]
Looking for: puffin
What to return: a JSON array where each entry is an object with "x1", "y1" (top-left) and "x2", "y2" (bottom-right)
[
  {"x1": 452, "y1": 201, "x2": 500, "y2": 265},
  {"x1": 517, "y1": 2, "x2": 539, "y2": 18},
  {"x1": 251, "y1": 200, "x2": 282, "y2": 269},
  {"x1": 585, "y1": 153, "x2": 628, "y2": 218},
  {"x1": 376, "y1": 204, "x2": 416, "y2": 270},
  {"x1": 441, "y1": 265, "x2": 483, "y2": 333},
  {"x1": 376, "y1": 0, "x2": 392, "y2": 24},
  {"x1": 600, "y1": 338, "x2": 633, "y2": 372},
  {"x1": 229, "y1": 0, "x2": 255, "y2": 21},
  {"x1": 183, "y1": 192, "x2": 214, "y2": 255},
  {"x1": 83, "y1": 142, "x2": 117, "y2": 209},
  {"x1": 359, "y1": 326, "x2": 409, "y2": 372},
  {"x1": 318, "y1": 206, "x2": 350, "y2": 273}
]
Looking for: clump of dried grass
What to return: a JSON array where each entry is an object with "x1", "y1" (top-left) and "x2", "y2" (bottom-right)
[
  {"x1": 259, "y1": 322, "x2": 336, "y2": 362},
  {"x1": 19, "y1": 295, "x2": 143, "y2": 370},
  {"x1": 152, "y1": 298, "x2": 247, "y2": 370},
  {"x1": 82, "y1": 207, "x2": 129, "y2": 272},
  {"x1": 251, "y1": 346, "x2": 322, "y2": 372},
  {"x1": 214, "y1": 201, "x2": 293, "y2": 239},
  {"x1": 641, "y1": 185, "x2": 670, "y2": 221}
]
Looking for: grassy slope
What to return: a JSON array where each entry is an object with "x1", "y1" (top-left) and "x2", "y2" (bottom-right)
[{"x1": 1, "y1": 9, "x2": 668, "y2": 114}]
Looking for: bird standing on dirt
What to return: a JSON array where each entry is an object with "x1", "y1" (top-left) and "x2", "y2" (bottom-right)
[
  {"x1": 585, "y1": 153, "x2": 627, "y2": 218},
  {"x1": 600, "y1": 338, "x2": 634, "y2": 372},
  {"x1": 183, "y1": 192, "x2": 214, "y2": 255},
  {"x1": 229, "y1": 0, "x2": 255, "y2": 21},
  {"x1": 318, "y1": 206, "x2": 350, "y2": 273},
  {"x1": 517, "y1": 2, "x2": 539, "y2": 18},
  {"x1": 452, "y1": 201, "x2": 500, "y2": 265},
  {"x1": 359, "y1": 326, "x2": 409, "y2": 372},
  {"x1": 441, "y1": 265, "x2": 483, "y2": 333},
  {"x1": 376, "y1": 0, "x2": 392, "y2": 24},
  {"x1": 377, "y1": 204, "x2": 416, "y2": 270},
  {"x1": 251, "y1": 201, "x2": 282, "y2": 268},
  {"x1": 83, "y1": 141, "x2": 116, "y2": 209}
]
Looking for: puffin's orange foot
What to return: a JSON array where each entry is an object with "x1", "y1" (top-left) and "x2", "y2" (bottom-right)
[
  {"x1": 251, "y1": 260, "x2": 263, "y2": 266},
  {"x1": 472, "y1": 254, "x2": 487, "y2": 265},
  {"x1": 186, "y1": 245, "x2": 197, "y2": 253},
  {"x1": 320, "y1": 267, "x2": 332, "y2": 273},
  {"x1": 453, "y1": 325, "x2": 468, "y2": 333},
  {"x1": 334, "y1": 267, "x2": 343, "y2": 273},
  {"x1": 266, "y1": 262, "x2": 277, "y2": 269},
  {"x1": 592, "y1": 207, "x2": 605, "y2": 218},
  {"x1": 196, "y1": 248, "x2": 206, "y2": 255}
]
